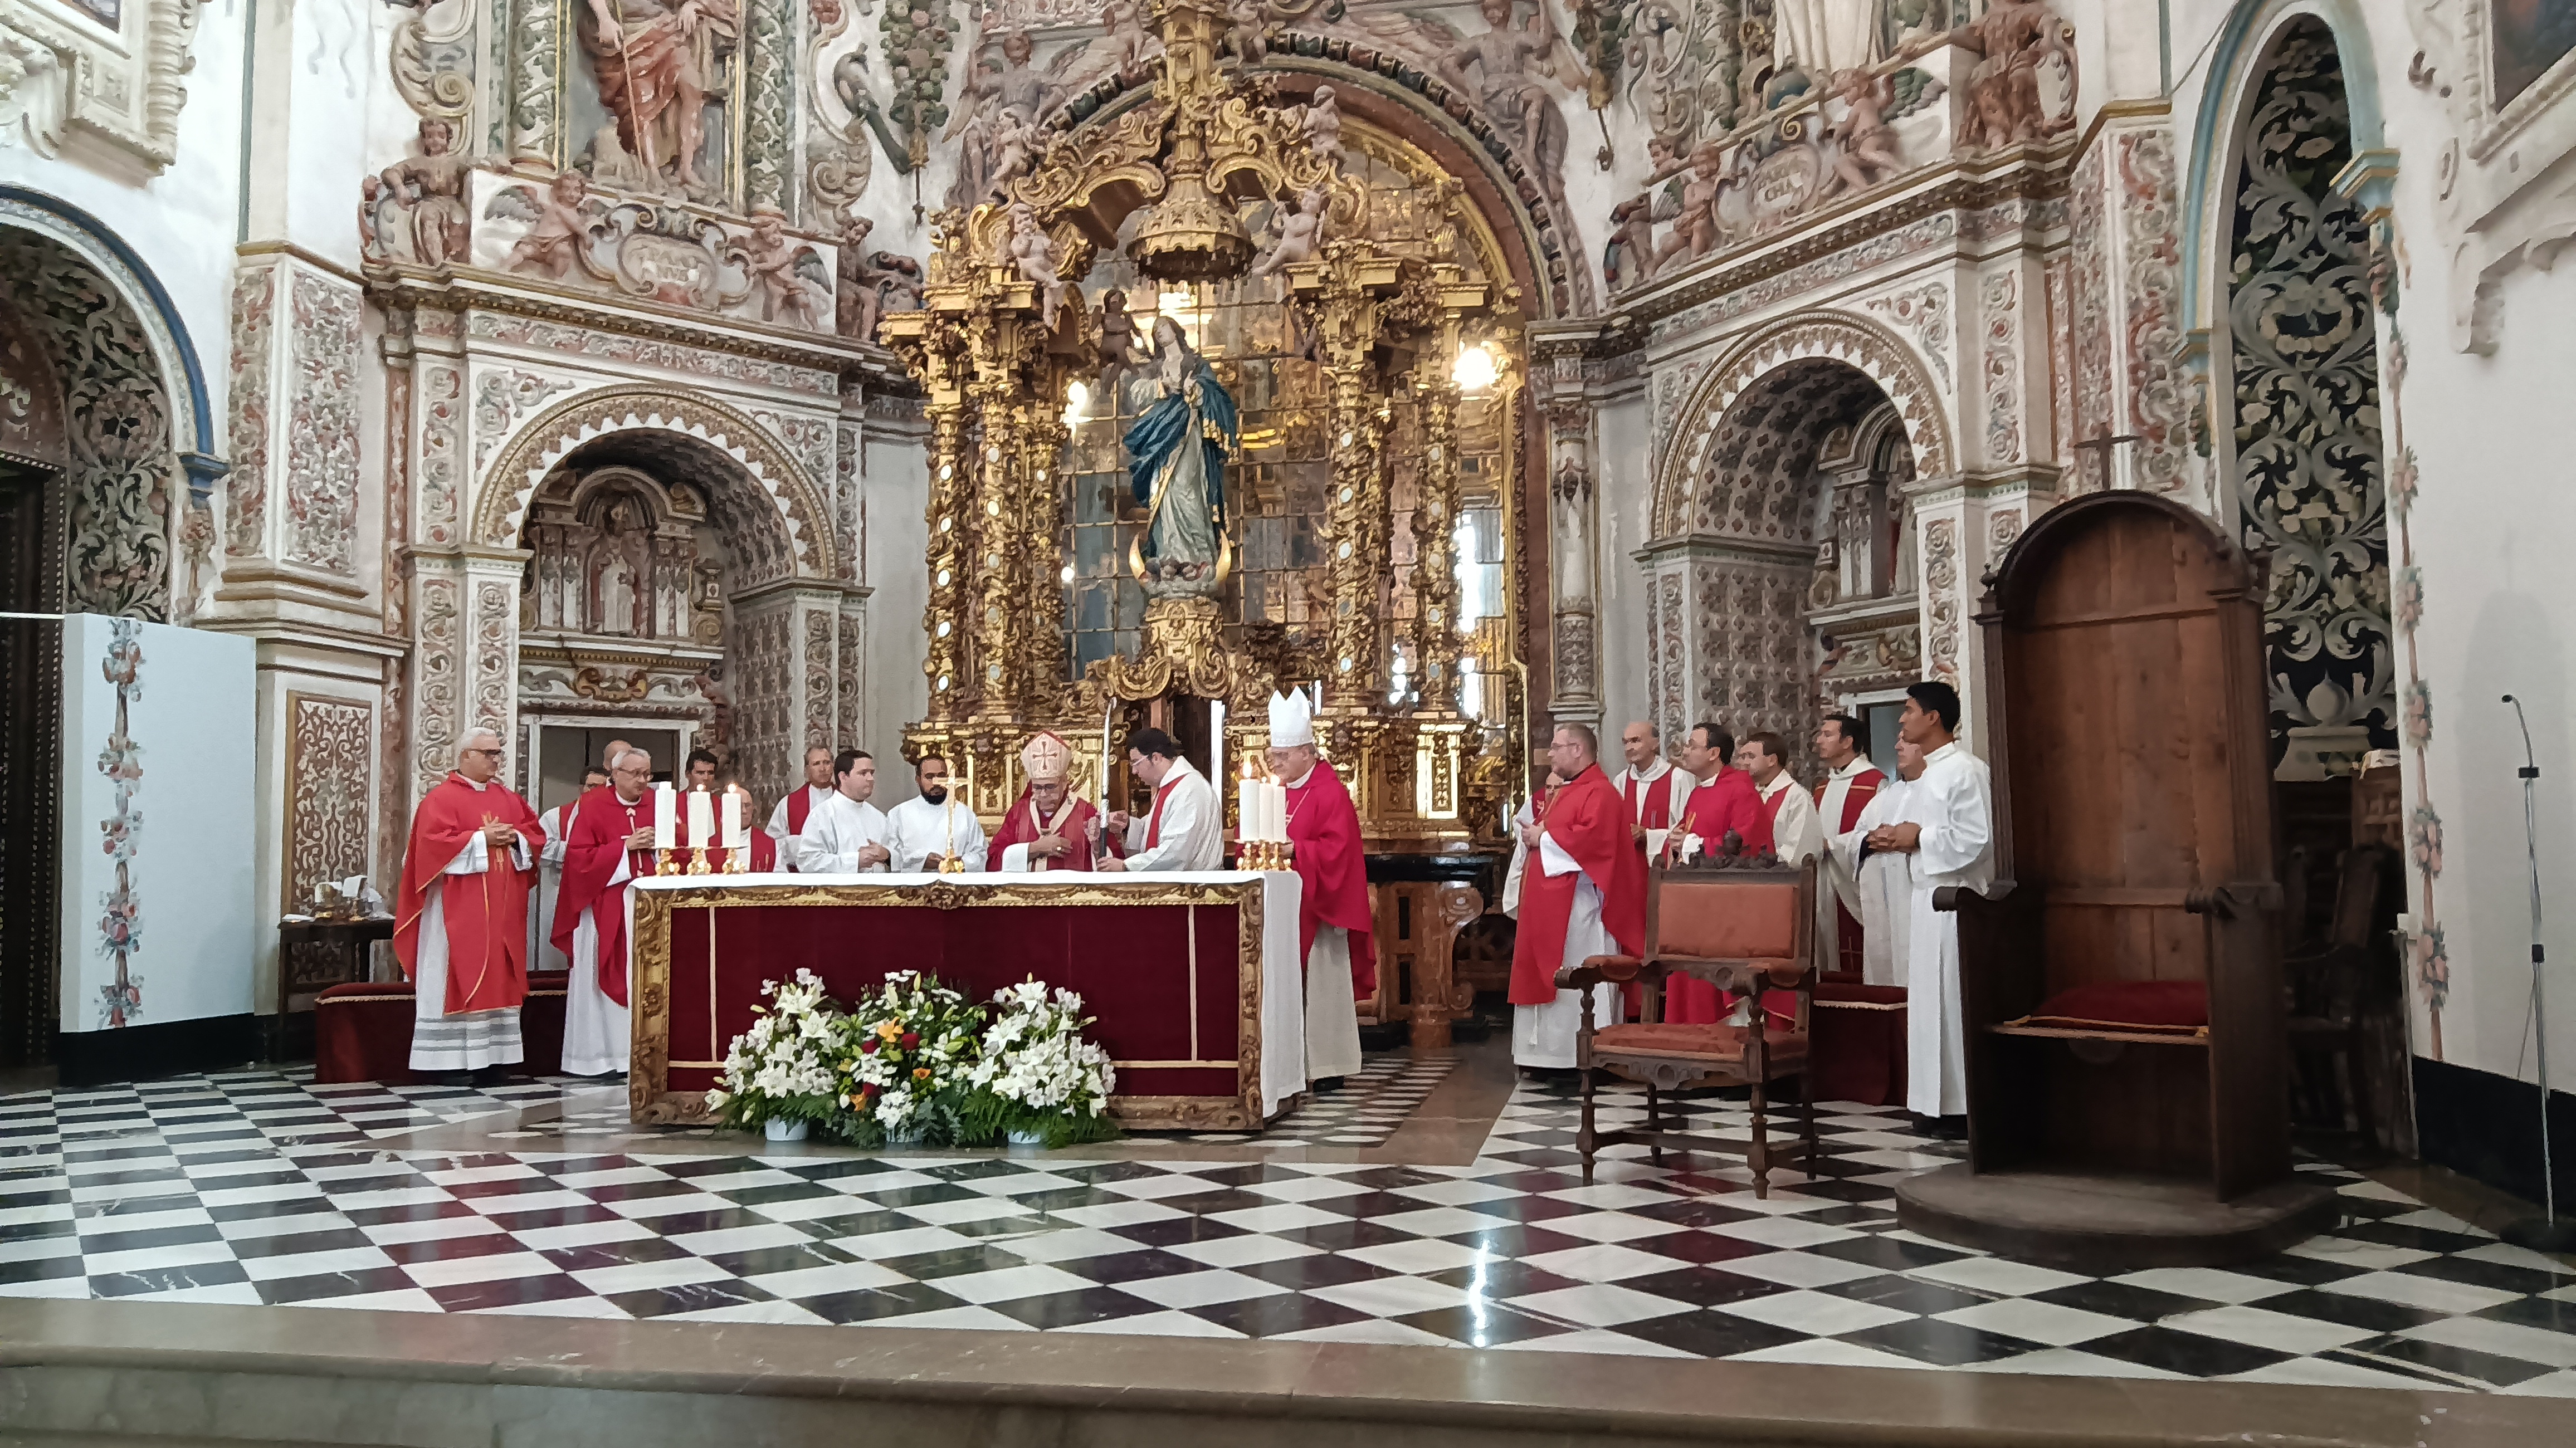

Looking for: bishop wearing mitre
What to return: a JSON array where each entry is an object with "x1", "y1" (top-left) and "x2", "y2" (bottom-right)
[
  {"x1": 553, "y1": 746, "x2": 657, "y2": 1078},
  {"x1": 1269, "y1": 689, "x2": 1375, "y2": 1084},
  {"x1": 394, "y1": 728, "x2": 546, "y2": 1083},
  {"x1": 992, "y1": 732, "x2": 1106, "y2": 870},
  {"x1": 1509, "y1": 724, "x2": 1645, "y2": 1071}
]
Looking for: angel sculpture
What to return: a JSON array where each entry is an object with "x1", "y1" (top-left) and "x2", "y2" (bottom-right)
[
  {"x1": 1432, "y1": 0, "x2": 1587, "y2": 205},
  {"x1": 1099, "y1": 288, "x2": 1142, "y2": 393},
  {"x1": 1292, "y1": 84, "x2": 1345, "y2": 168},
  {"x1": 1824, "y1": 68, "x2": 1905, "y2": 195},
  {"x1": 1006, "y1": 202, "x2": 1068, "y2": 330},
  {"x1": 490, "y1": 171, "x2": 601, "y2": 280},
  {"x1": 375, "y1": 118, "x2": 474, "y2": 267},
  {"x1": 943, "y1": 29, "x2": 1065, "y2": 209},
  {"x1": 1224, "y1": 0, "x2": 1269, "y2": 65},
  {"x1": 1251, "y1": 188, "x2": 1327, "y2": 278},
  {"x1": 741, "y1": 207, "x2": 833, "y2": 330}
]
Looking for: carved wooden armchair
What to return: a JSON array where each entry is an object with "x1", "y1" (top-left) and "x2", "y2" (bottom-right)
[{"x1": 1557, "y1": 857, "x2": 1820, "y2": 1195}]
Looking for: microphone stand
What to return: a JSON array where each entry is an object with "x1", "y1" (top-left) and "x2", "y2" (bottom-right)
[{"x1": 2501, "y1": 695, "x2": 2576, "y2": 1252}]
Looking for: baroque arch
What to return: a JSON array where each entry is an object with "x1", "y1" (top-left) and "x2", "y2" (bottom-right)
[
  {"x1": 1650, "y1": 311, "x2": 1956, "y2": 542},
  {"x1": 471, "y1": 384, "x2": 840, "y2": 586}
]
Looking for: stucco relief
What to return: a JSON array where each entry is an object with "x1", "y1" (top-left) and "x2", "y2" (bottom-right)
[
  {"x1": 1923, "y1": 516, "x2": 1960, "y2": 686},
  {"x1": 225, "y1": 265, "x2": 277, "y2": 560},
  {"x1": 1863, "y1": 281, "x2": 1951, "y2": 394},
  {"x1": 284, "y1": 694, "x2": 375, "y2": 913},
  {"x1": 418, "y1": 363, "x2": 466, "y2": 546},
  {"x1": 2066, "y1": 140, "x2": 2110, "y2": 491},
  {"x1": 464, "y1": 313, "x2": 838, "y2": 397},
  {"x1": 472, "y1": 368, "x2": 580, "y2": 473},
  {"x1": 413, "y1": 573, "x2": 462, "y2": 795},
  {"x1": 286, "y1": 271, "x2": 364, "y2": 575},
  {"x1": 1692, "y1": 556, "x2": 1812, "y2": 749},
  {"x1": 2119, "y1": 128, "x2": 2186, "y2": 492}
]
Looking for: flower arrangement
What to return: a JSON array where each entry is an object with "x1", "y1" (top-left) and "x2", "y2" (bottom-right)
[
  {"x1": 703, "y1": 971, "x2": 1123, "y2": 1149},
  {"x1": 706, "y1": 970, "x2": 845, "y2": 1136},
  {"x1": 835, "y1": 971, "x2": 987, "y2": 1147},
  {"x1": 964, "y1": 980, "x2": 1119, "y2": 1148}
]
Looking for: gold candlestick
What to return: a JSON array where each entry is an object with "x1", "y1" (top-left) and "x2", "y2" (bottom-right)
[
  {"x1": 687, "y1": 845, "x2": 712, "y2": 875},
  {"x1": 654, "y1": 847, "x2": 675, "y2": 877}
]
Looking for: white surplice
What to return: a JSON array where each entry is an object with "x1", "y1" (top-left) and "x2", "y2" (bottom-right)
[
  {"x1": 885, "y1": 794, "x2": 989, "y2": 873},
  {"x1": 797, "y1": 793, "x2": 891, "y2": 873},
  {"x1": 1758, "y1": 771, "x2": 1824, "y2": 864},
  {"x1": 529, "y1": 803, "x2": 572, "y2": 973},
  {"x1": 1121, "y1": 758, "x2": 1223, "y2": 870},
  {"x1": 1619, "y1": 759, "x2": 1690, "y2": 861},
  {"x1": 1827, "y1": 775, "x2": 1915, "y2": 987},
  {"x1": 1510, "y1": 833, "x2": 1625, "y2": 1069},
  {"x1": 1500, "y1": 794, "x2": 1537, "y2": 918},
  {"x1": 1900, "y1": 741, "x2": 1995, "y2": 1117},
  {"x1": 764, "y1": 784, "x2": 838, "y2": 872},
  {"x1": 1305, "y1": 926, "x2": 1363, "y2": 1080},
  {"x1": 411, "y1": 803, "x2": 531, "y2": 1073},
  {"x1": 563, "y1": 847, "x2": 632, "y2": 1078}
]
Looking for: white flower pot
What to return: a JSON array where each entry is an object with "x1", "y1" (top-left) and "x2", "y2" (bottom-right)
[
  {"x1": 1007, "y1": 1129, "x2": 1046, "y2": 1146},
  {"x1": 763, "y1": 1118, "x2": 808, "y2": 1142}
]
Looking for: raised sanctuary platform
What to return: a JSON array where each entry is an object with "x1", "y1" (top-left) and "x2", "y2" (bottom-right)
[{"x1": 630, "y1": 872, "x2": 1306, "y2": 1132}]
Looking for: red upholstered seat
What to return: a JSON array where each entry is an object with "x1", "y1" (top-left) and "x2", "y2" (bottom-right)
[
  {"x1": 1653, "y1": 879, "x2": 1802, "y2": 961},
  {"x1": 2019, "y1": 979, "x2": 2210, "y2": 1035},
  {"x1": 1594, "y1": 1021, "x2": 1809, "y2": 1065},
  {"x1": 314, "y1": 972, "x2": 570, "y2": 1084}
]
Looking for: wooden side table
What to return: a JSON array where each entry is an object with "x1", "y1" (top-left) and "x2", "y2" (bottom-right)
[{"x1": 274, "y1": 917, "x2": 395, "y2": 1060}]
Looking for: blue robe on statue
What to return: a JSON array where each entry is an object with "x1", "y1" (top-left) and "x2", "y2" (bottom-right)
[{"x1": 1124, "y1": 355, "x2": 1237, "y2": 561}]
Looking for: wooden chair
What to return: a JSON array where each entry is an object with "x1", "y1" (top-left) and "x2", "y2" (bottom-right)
[
  {"x1": 2284, "y1": 844, "x2": 2396, "y2": 1144},
  {"x1": 1558, "y1": 857, "x2": 1820, "y2": 1195}
]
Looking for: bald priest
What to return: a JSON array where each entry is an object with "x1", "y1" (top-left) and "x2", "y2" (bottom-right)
[{"x1": 393, "y1": 728, "x2": 547, "y2": 1083}]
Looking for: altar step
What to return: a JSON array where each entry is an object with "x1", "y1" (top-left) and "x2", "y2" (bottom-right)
[{"x1": 0, "y1": 1299, "x2": 2540, "y2": 1447}]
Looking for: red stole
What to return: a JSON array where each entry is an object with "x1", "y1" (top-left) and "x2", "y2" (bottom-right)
[
  {"x1": 1619, "y1": 767, "x2": 1681, "y2": 829},
  {"x1": 393, "y1": 774, "x2": 544, "y2": 1015},
  {"x1": 1818, "y1": 766, "x2": 1884, "y2": 979},
  {"x1": 786, "y1": 785, "x2": 817, "y2": 836},
  {"x1": 989, "y1": 790, "x2": 1102, "y2": 870},
  {"x1": 1143, "y1": 770, "x2": 1186, "y2": 849},
  {"x1": 1284, "y1": 761, "x2": 1377, "y2": 998},
  {"x1": 552, "y1": 785, "x2": 655, "y2": 1006},
  {"x1": 1507, "y1": 765, "x2": 1645, "y2": 1006}
]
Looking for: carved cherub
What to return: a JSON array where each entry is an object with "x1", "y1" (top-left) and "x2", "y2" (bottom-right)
[
  {"x1": 492, "y1": 170, "x2": 598, "y2": 280},
  {"x1": 1937, "y1": 0, "x2": 2076, "y2": 150},
  {"x1": 1645, "y1": 138, "x2": 1726, "y2": 271},
  {"x1": 1251, "y1": 187, "x2": 1328, "y2": 278},
  {"x1": 742, "y1": 206, "x2": 832, "y2": 330},
  {"x1": 1098, "y1": 287, "x2": 1140, "y2": 389},
  {"x1": 836, "y1": 215, "x2": 882, "y2": 340},
  {"x1": 1826, "y1": 68, "x2": 1905, "y2": 193},
  {"x1": 872, "y1": 250, "x2": 925, "y2": 316},
  {"x1": 1292, "y1": 83, "x2": 1345, "y2": 168},
  {"x1": 1006, "y1": 202, "x2": 1067, "y2": 329},
  {"x1": 378, "y1": 117, "x2": 473, "y2": 267},
  {"x1": 1224, "y1": 0, "x2": 1269, "y2": 65}
]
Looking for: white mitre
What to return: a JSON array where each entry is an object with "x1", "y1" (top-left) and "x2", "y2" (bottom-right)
[{"x1": 1268, "y1": 688, "x2": 1315, "y2": 747}]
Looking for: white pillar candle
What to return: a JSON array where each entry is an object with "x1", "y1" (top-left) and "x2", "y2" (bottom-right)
[
  {"x1": 653, "y1": 783, "x2": 676, "y2": 850},
  {"x1": 688, "y1": 789, "x2": 715, "y2": 850},
  {"x1": 721, "y1": 791, "x2": 744, "y2": 849},
  {"x1": 1264, "y1": 781, "x2": 1285, "y2": 843}
]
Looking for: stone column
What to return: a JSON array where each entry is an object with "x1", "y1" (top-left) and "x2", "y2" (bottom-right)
[
  {"x1": 2065, "y1": 108, "x2": 2191, "y2": 498},
  {"x1": 1542, "y1": 392, "x2": 1601, "y2": 727},
  {"x1": 920, "y1": 388, "x2": 968, "y2": 720}
]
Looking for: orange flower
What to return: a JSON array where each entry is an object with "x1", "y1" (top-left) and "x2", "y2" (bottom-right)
[{"x1": 912, "y1": 1067, "x2": 931, "y2": 1082}]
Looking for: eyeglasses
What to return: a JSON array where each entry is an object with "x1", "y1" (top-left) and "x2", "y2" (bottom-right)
[{"x1": 462, "y1": 747, "x2": 504, "y2": 758}]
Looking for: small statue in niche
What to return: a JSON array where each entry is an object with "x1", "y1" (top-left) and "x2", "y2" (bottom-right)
[
  {"x1": 740, "y1": 207, "x2": 833, "y2": 330},
  {"x1": 493, "y1": 170, "x2": 599, "y2": 280},
  {"x1": 1250, "y1": 188, "x2": 1327, "y2": 278},
  {"x1": 1824, "y1": 68, "x2": 1905, "y2": 194},
  {"x1": 1291, "y1": 83, "x2": 1345, "y2": 168},
  {"x1": 1004, "y1": 202, "x2": 1067, "y2": 330},
  {"x1": 1097, "y1": 288, "x2": 1141, "y2": 392},
  {"x1": 591, "y1": 497, "x2": 651, "y2": 636},
  {"x1": 373, "y1": 117, "x2": 473, "y2": 267}
]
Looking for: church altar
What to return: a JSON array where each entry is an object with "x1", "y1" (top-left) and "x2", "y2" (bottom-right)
[{"x1": 626, "y1": 871, "x2": 1307, "y2": 1132}]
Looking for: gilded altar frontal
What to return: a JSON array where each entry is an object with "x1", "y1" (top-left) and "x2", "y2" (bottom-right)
[{"x1": 8, "y1": 0, "x2": 2576, "y2": 1424}]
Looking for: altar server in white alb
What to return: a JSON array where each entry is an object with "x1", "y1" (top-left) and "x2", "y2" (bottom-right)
[
  {"x1": 764, "y1": 746, "x2": 840, "y2": 871},
  {"x1": 1827, "y1": 735, "x2": 1923, "y2": 987},
  {"x1": 885, "y1": 753, "x2": 988, "y2": 872},
  {"x1": 1096, "y1": 727, "x2": 1222, "y2": 871},
  {"x1": 1865, "y1": 680, "x2": 1994, "y2": 1123},
  {"x1": 530, "y1": 764, "x2": 606, "y2": 972},
  {"x1": 800, "y1": 749, "x2": 893, "y2": 873}
]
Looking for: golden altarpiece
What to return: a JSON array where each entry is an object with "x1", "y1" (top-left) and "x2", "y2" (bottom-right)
[{"x1": 880, "y1": 0, "x2": 1533, "y2": 867}]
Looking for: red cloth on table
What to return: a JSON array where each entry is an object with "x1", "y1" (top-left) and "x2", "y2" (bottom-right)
[
  {"x1": 393, "y1": 773, "x2": 544, "y2": 1016},
  {"x1": 553, "y1": 785, "x2": 655, "y2": 1007},
  {"x1": 1285, "y1": 760, "x2": 1376, "y2": 998},
  {"x1": 1509, "y1": 764, "x2": 1645, "y2": 1007},
  {"x1": 990, "y1": 789, "x2": 1104, "y2": 870},
  {"x1": 1661, "y1": 766, "x2": 1774, "y2": 1024}
]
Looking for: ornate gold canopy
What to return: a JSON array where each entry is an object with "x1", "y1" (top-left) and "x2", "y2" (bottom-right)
[{"x1": 879, "y1": 0, "x2": 1525, "y2": 851}]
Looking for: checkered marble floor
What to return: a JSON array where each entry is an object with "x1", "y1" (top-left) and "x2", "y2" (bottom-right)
[
  {"x1": 6, "y1": 1061, "x2": 2575, "y2": 1392},
  {"x1": 1183, "y1": 1053, "x2": 1455, "y2": 1146}
]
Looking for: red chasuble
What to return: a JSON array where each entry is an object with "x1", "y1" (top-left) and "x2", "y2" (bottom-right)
[
  {"x1": 990, "y1": 790, "x2": 1104, "y2": 870},
  {"x1": 1817, "y1": 767, "x2": 1885, "y2": 977},
  {"x1": 1508, "y1": 765, "x2": 1645, "y2": 1007},
  {"x1": 1284, "y1": 760, "x2": 1377, "y2": 998},
  {"x1": 393, "y1": 774, "x2": 545, "y2": 1016},
  {"x1": 552, "y1": 786, "x2": 655, "y2": 1006}
]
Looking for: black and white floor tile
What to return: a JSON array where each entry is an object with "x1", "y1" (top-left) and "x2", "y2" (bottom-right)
[
  {"x1": 5, "y1": 1062, "x2": 2575, "y2": 1392},
  {"x1": 1182, "y1": 1053, "x2": 1455, "y2": 1147}
]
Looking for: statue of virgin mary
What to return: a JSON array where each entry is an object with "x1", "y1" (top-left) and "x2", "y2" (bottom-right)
[{"x1": 1123, "y1": 316, "x2": 1238, "y2": 597}]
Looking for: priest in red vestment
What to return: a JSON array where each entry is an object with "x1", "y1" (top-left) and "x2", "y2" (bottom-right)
[
  {"x1": 553, "y1": 746, "x2": 657, "y2": 1077},
  {"x1": 1811, "y1": 713, "x2": 1886, "y2": 980},
  {"x1": 1509, "y1": 724, "x2": 1645, "y2": 1071},
  {"x1": 1616, "y1": 720, "x2": 1690, "y2": 857},
  {"x1": 394, "y1": 727, "x2": 545, "y2": 1082},
  {"x1": 1267, "y1": 689, "x2": 1375, "y2": 1086},
  {"x1": 763, "y1": 746, "x2": 838, "y2": 871},
  {"x1": 992, "y1": 732, "x2": 1108, "y2": 870},
  {"x1": 1642, "y1": 723, "x2": 1767, "y2": 1023}
]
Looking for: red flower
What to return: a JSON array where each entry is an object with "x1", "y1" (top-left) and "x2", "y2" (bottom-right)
[
  {"x1": 859, "y1": 1082, "x2": 879, "y2": 1099},
  {"x1": 899, "y1": 1032, "x2": 920, "y2": 1051},
  {"x1": 860, "y1": 1036, "x2": 879, "y2": 1054}
]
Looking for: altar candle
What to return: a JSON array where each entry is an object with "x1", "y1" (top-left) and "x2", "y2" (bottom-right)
[
  {"x1": 687, "y1": 789, "x2": 715, "y2": 850},
  {"x1": 721, "y1": 791, "x2": 744, "y2": 849},
  {"x1": 1263, "y1": 780, "x2": 1284, "y2": 842},
  {"x1": 653, "y1": 783, "x2": 677, "y2": 850}
]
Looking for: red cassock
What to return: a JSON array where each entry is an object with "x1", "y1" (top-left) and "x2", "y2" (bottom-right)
[
  {"x1": 1285, "y1": 760, "x2": 1377, "y2": 999},
  {"x1": 1509, "y1": 764, "x2": 1645, "y2": 1007},
  {"x1": 393, "y1": 773, "x2": 545, "y2": 1015},
  {"x1": 1817, "y1": 767, "x2": 1885, "y2": 978},
  {"x1": 1661, "y1": 766, "x2": 1775, "y2": 1023},
  {"x1": 989, "y1": 790, "x2": 1105, "y2": 870},
  {"x1": 552, "y1": 786, "x2": 656, "y2": 1007}
]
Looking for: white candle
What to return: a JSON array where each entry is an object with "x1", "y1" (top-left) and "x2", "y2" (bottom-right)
[
  {"x1": 1263, "y1": 780, "x2": 1285, "y2": 843},
  {"x1": 653, "y1": 783, "x2": 676, "y2": 850},
  {"x1": 721, "y1": 791, "x2": 744, "y2": 849},
  {"x1": 688, "y1": 789, "x2": 715, "y2": 850}
]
